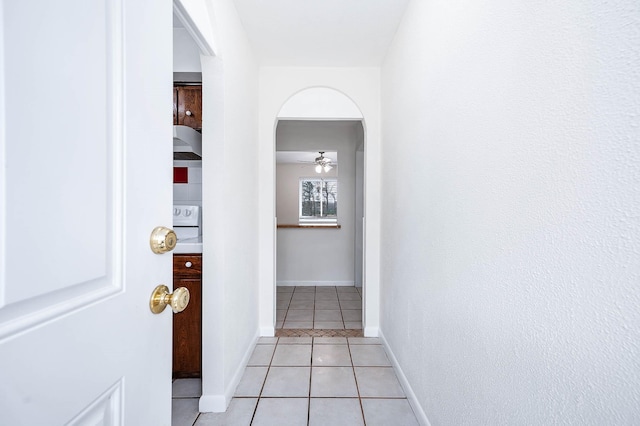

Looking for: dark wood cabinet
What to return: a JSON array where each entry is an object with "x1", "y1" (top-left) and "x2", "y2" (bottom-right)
[
  {"x1": 173, "y1": 254, "x2": 202, "y2": 378},
  {"x1": 173, "y1": 85, "x2": 202, "y2": 131}
]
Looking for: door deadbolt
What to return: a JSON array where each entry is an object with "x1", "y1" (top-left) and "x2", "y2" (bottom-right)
[{"x1": 150, "y1": 226, "x2": 177, "y2": 254}]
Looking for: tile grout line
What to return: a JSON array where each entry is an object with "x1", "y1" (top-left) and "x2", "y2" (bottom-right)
[
  {"x1": 339, "y1": 294, "x2": 347, "y2": 329},
  {"x1": 337, "y1": 288, "x2": 345, "y2": 332},
  {"x1": 281, "y1": 290, "x2": 294, "y2": 328},
  {"x1": 248, "y1": 338, "x2": 279, "y2": 425},
  {"x1": 191, "y1": 412, "x2": 201, "y2": 426},
  {"x1": 307, "y1": 337, "x2": 315, "y2": 426},
  {"x1": 347, "y1": 339, "x2": 368, "y2": 425}
]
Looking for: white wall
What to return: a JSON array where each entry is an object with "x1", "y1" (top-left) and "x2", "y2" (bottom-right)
[
  {"x1": 173, "y1": 27, "x2": 202, "y2": 72},
  {"x1": 199, "y1": 0, "x2": 259, "y2": 412},
  {"x1": 380, "y1": 0, "x2": 640, "y2": 424},
  {"x1": 276, "y1": 164, "x2": 349, "y2": 285},
  {"x1": 258, "y1": 68, "x2": 381, "y2": 336},
  {"x1": 275, "y1": 121, "x2": 361, "y2": 286},
  {"x1": 278, "y1": 87, "x2": 363, "y2": 119}
]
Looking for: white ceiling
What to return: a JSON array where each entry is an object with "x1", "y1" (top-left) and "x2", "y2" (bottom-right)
[{"x1": 232, "y1": 0, "x2": 410, "y2": 66}]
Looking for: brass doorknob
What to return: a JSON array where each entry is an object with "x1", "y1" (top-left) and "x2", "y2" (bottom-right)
[
  {"x1": 150, "y1": 226, "x2": 177, "y2": 254},
  {"x1": 149, "y1": 285, "x2": 190, "y2": 314}
]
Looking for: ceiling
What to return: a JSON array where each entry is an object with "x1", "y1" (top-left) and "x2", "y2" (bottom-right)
[{"x1": 232, "y1": 0, "x2": 410, "y2": 66}]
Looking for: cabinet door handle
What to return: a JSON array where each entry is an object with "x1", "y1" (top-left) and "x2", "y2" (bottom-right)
[
  {"x1": 185, "y1": 261, "x2": 192, "y2": 268},
  {"x1": 185, "y1": 110, "x2": 192, "y2": 116}
]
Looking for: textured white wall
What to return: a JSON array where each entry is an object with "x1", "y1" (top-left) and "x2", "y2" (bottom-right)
[
  {"x1": 380, "y1": 0, "x2": 640, "y2": 424},
  {"x1": 200, "y1": 0, "x2": 259, "y2": 412}
]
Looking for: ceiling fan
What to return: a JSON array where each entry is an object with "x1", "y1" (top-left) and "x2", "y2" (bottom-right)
[
  {"x1": 312, "y1": 151, "x2": 333, "y2": 173},
  {"x1": 298, "y1": 151, "x2": 334, "y2": 173}
]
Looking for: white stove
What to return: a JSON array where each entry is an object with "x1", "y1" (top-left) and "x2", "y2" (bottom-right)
[{"x1": 173, "y1": 205, "x2": 202, "y2": 253}]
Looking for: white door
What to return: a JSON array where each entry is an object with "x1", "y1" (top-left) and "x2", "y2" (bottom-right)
[{"x1": 0, "y1": 1, "x2": 175, "y2": 424}]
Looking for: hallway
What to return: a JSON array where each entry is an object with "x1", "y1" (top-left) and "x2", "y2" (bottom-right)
[
  {"x1": 0, "y1": 0, "x2": 636, "y2": 423},
  {"x1": 172, "y1": 336, "x2": 419, "y2": 425}
]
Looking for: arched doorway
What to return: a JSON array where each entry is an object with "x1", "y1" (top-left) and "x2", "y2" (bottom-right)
[{"x1": 268, "y1": 87, "x2": 371, "y2": 335}]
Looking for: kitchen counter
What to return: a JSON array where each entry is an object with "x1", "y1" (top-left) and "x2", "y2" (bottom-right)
[{"x1": 174, "y1": 236, "x2": 203, "y2": 254}]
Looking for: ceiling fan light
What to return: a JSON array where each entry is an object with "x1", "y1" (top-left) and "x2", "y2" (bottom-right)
[
  {"x1": 324, "y1": 164, "x2": 332, "y2": 172},
  {"x1": 315, "y1": 164, "x2": 322, "y2": 173}
]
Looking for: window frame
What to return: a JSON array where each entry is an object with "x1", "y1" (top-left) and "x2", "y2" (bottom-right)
[{"x1": 298, "y1": 177, "x2": 338, "y2": 225}]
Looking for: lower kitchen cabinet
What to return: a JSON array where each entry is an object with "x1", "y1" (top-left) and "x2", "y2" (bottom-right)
[{"x1": 173, "y1": 254, "x2": 202, "y2": 378}]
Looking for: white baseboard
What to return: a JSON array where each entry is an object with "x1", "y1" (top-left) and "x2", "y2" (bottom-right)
[
  {"x1": 260, "y1": 326, "x2": 275, "y2": 337},
  {"x1": 199, "y1": 394, "x2": 226, "y2": 413},
  {"x1": 379, "y1": 330, "x2": 431, "y2": 426},
  {"x1": 199, "y1": 332, "x2": 260, "y2": 413},
  {"x1": 363, "y1": 326, "x2": 379, "y2": 337},
  {"x1": 277, "y1": 280, "x2": 355, "y2": 287},
  {"x1": 223, "y1": 332, "x2": 259, "y2": 408}
]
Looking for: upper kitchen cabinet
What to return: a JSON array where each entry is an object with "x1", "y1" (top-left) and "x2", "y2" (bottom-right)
[{"x1": 174, "y1": 85, "x2": 202, "y2": 131}]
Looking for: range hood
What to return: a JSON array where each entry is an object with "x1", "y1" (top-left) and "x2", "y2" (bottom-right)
[{"x1": 173, "y1": 125, "x2": 202, "y2": 160}]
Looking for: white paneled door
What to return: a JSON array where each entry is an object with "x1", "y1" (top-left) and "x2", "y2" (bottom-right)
[{"x1": 0, "y1": 0, "x2": 174, "y2": 424}]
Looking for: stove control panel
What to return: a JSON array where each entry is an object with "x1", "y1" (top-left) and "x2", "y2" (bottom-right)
[{"x1": 173, "y1": 205, "x2": 200, "y2": 227}]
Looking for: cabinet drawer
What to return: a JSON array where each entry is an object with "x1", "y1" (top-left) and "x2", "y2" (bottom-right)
[
  {"x1": 174, "y1": 85, "x2": 202, "y2": 130},
  {"x1": 173, "y1": 254, "x2": 202, "y2": 277}
]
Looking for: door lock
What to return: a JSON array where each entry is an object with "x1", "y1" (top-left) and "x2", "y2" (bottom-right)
[{"x1": 149, "y1": 226, "x2": 177, "y2": 254}]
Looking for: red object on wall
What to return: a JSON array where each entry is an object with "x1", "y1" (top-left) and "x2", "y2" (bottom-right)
[{"x1": 174, "y1": 167, "x2": 188, "y2": 183}]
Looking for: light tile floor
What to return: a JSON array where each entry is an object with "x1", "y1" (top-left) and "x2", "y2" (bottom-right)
[
  {"x1": 172, "y1": 337, "x2": 419, "y2": 425},
  {"x1": 277, "y1": 286, "x2": 363, "y2": 330}
]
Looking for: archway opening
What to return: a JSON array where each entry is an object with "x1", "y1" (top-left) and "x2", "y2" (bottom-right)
[{"x1": 273, "y1": 88, "x2": 366, "y2": 335}]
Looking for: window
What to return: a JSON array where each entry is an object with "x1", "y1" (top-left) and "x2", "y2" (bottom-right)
[{"x1": 299, "y1": 178, "x2": 337, "y2": 223}]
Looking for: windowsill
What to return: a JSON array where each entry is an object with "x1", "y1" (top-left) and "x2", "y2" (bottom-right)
[{"x1": 277, "y1": 224, "x2": 341, "y2": 229}]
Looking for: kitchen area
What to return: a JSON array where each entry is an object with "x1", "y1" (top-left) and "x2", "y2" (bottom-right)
[{"x1": 172, "y1": 15, "x2": 204, "y2": 380}]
